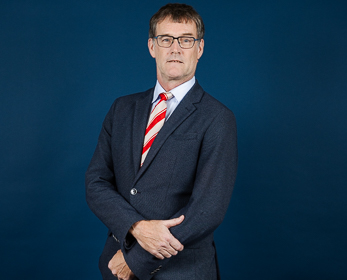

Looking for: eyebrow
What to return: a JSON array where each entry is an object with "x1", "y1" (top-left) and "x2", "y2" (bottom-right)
[{"x1": 159, "y1": 32, "x2": 195, "y2": 36}]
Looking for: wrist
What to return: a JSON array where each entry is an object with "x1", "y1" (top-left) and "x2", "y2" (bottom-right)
[{"x1": 129, "y1": 220, "x2": 144, "y2": 237}]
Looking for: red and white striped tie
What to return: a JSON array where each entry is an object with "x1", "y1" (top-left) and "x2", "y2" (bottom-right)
[{"x1": 141, "y1": 92, "x2": 173, "y2": 166}]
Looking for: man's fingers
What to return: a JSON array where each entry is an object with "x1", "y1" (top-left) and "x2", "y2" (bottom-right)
[
  {"x1": 167, "y1": 246, "x2": 178, "y2": 256},
  {"x1": 162, "y1": 216, "x2": 185, "y2": 252},
  {"x1": 160, "y1": 249, "x2": 173, "y2": 258},
  {"x1": 162, "y1": 244, "x2": 178, "y2": 256},
  {"x1": 170, "y1": 237, "x2": 184, "y2": 251},
  {"x1": 154, "y1": 252, "x2": 165, "y2": 260},
  {"x1": 163, "y1": 215, "x2": 185, "y2": 228}
]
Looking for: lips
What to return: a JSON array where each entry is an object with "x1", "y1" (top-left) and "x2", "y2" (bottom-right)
[{"x1": 168, "y1": 60, "x2": 183, "y2": 63}]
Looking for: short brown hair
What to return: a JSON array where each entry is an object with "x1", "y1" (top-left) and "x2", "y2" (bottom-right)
[{"x1": 149, "y1": 3, "x2": 205, "y2": 39}]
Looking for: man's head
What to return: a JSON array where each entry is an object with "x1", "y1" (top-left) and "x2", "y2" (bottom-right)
[
  {"x1": 148, "y1": 3, "x2": 205, "y2": 91},
  {"x1": 149, "y1": 3, "x2": 205, "y2": 40}
]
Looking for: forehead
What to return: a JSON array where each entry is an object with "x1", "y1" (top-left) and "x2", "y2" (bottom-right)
[{"x1": 156, "y1": 17, "x2": 197, "y2": 37}]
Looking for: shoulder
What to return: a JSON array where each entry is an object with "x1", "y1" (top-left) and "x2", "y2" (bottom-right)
[
  {"x1": 202, "y1": 92, "x2": 237, "y2": 134},
  {"x1": 202, "y1": 91, "x2": 233, "y2": 112},
  {"x1": 107, "y1": 88, "x2": 153, "y2": 112},
  {"x1": 113, "y1": 88, "x2": 153, "y2": 106},
  {"x1": 192, "y1": 83, "x2": 236, "y2": 124}
]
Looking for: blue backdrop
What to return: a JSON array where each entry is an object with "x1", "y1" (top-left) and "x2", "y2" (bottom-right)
[{"x1": 1, "y1": 0, "x2": 346, "y2": 279}]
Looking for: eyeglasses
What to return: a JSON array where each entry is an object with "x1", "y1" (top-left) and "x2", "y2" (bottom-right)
[{"x1": 153, "y1": 35, "x2": 200, "y2": 49}]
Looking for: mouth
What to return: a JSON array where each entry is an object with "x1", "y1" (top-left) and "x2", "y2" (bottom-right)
[{"x1": 167, "y1": 60, "x2": 183, "y2": 63}]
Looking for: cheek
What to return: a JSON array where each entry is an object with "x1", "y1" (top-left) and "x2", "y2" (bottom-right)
[
  {"x1": 157, "y1": 53, "x2": 168, "y2": 65},
  {"x1": 187, "y1": 57, "x2": 198, "y2": 69}
]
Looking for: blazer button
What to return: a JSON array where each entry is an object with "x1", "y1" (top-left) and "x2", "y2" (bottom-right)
[{"x1": 130, "y1": 188, "x2": 137, "y2": 195}]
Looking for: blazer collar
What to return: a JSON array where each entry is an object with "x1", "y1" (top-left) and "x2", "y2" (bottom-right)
[{"x1": 132, "y1": 81, "x2": 205, "y2": 185}]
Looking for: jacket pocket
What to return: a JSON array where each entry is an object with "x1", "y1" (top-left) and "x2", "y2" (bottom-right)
[{"x1": 171, "y1": 133, "x2": 198, "y2": 141}]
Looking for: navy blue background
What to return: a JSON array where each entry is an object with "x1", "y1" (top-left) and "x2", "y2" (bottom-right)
[{"x1": 1, "y1": 0, "x2": 346, "y2": 279}]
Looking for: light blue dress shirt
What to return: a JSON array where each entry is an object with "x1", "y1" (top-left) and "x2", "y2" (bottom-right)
[{"x1": 151, "y1": 76, "x2": 196, "y2": 120}]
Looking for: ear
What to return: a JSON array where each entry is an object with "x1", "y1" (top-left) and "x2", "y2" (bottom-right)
[
  {"x1": 148, "y1": 38, "x2": 156, "y2": 58},
  {"x1": 197, "y1": 38, "x2": 204, "y2": 60}
]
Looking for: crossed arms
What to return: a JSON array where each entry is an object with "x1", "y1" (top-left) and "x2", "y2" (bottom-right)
[{"x1": 85, "y1": 99, "x2": 237, "y2": 280}]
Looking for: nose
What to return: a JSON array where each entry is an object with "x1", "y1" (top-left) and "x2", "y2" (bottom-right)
[{"x1": 170, "y1": 38, "x2": 181, "y2": 53}]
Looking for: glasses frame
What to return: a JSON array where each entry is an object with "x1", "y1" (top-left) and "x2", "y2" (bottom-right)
[{"x1": 153, "y1": 35, "x2": 201, "y2": 49}]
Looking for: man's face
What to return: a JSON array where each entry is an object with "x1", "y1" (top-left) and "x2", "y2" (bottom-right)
[{"x1": 148, "y1": 17, "x2": 204, "y2": 88}]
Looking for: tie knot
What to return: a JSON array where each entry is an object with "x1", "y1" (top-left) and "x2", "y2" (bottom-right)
[{"x1": 159, "y1": 92, "x2": 173, "y2": 101}]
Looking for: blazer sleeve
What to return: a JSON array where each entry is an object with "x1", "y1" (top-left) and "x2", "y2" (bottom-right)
[
  {"x1": 85, "y1": 100, "x2": 145, "y2": 250},
  {"x1": 170, "y1": 107, "x2": 238, "y2": 243},
  {"x1": 123, "y1": 107, "x2": 238, "y2": 280}
]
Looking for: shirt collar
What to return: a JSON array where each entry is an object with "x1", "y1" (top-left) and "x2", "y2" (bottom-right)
[{"x1": 152, "y1": 76, "x2": 196, "y2": 104}]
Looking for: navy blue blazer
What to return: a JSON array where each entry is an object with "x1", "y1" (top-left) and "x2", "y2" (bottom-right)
[{"x1": 85, "y1": 81, "x2": 238, "y2": 280}]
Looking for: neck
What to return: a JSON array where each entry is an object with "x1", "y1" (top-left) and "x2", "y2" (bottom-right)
[
  {"x1": 158, "y1": 76, "x2": 194, "y2": 92},
  {"x1": 160, "y1": 81, "x2": 183, "y2": 92}
]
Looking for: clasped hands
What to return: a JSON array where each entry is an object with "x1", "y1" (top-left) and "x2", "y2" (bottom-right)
[{"x1": 108, "y1": 215, "x2": 184, "y2": 279}]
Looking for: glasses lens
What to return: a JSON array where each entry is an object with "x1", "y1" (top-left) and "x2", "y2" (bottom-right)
[
  {"x1": 179, "y1": 37, "x2": 195, "y2": 49},
  {"x1": 157, "y1": 36, "x2": 173, "y2": 47}
]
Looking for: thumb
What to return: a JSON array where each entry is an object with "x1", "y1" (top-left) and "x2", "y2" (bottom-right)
[{"x1": 162, "y1": 215, "x2": 185, "y2": 228}]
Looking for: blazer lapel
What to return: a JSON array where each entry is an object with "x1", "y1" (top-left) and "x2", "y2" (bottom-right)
[
  {"x1": 133, "y1": 82, "x2": 204, "y2": 185},
  {"x1": 132, "y1": 88, "x2": 153, "y2": 174}
]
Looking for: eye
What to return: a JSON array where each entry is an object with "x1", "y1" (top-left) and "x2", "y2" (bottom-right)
[
  {"x1": 180, "y1": 37, "x2": 194, "y2": 44},
  {"x1": 160, "y1": 36, "x2": 171, "y2": 43}
]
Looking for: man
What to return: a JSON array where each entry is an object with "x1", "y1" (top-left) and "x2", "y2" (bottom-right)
[{"x1": 86, "y1": 3, "x2": 237, "y2": 280}]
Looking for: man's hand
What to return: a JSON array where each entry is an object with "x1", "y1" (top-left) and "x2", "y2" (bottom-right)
[
  {"x1": 108, "y1": 250, "x2": 135, "y2": 280},
  {"x1": 130, "y1": 215, "x2": 184, "y2": 259}
]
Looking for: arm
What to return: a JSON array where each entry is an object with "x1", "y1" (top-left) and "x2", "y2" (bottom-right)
[
  {"x1": 169, "y1": 108, "x2": 237, "y2": 244},
  {"x1": 85, "y1": 100, "x2": 183, "y2": 257},
  {"x1": 85, "y1": 100, "x2": 145, "y2": 250}
]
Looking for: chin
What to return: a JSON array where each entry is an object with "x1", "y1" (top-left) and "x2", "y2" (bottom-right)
[
  {"x1": 167, "y1": 74, "x2": 185, "y2": 81},
  {"x1": 166, "y1": 70, "x2": 184, "y2": 79}
]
